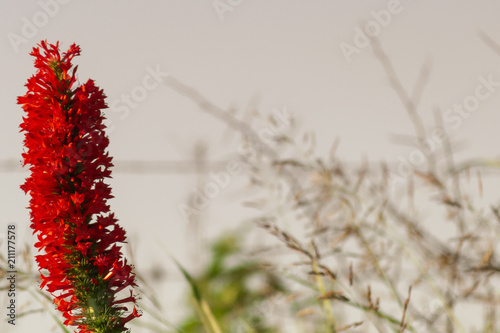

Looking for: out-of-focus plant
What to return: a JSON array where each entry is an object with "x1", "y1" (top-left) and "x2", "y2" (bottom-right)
[
  {"x1": 165, "y1": 34, "x2": 500, "y2": 332},
  {"x1": 177, "y1": 232, "x2": 286, "y2": 333}
]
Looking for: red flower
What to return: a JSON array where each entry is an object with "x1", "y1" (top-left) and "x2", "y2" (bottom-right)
[{"x1": 18, "y1": 41, "x2": 141, "y2": 333}]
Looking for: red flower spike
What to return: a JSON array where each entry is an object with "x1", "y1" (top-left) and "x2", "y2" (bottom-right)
[{"x1": 19, "y1": 41, "x2": 141, "y2": 333}]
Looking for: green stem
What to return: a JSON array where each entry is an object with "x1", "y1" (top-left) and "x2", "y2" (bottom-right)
[{"x1": 312, "y1": 261, "x2": 336, "y2": 332}]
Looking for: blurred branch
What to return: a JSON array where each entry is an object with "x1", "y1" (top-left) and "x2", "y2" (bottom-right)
[
  {"x1": 0, "y1": 159, "x2": 229, "y2": 174},
  {"x1": 479, "y1": 30, "x2": 500, "y2": 57},
  {"x1": 163, "y1": 76, "x2": 278, "y2": 160}
]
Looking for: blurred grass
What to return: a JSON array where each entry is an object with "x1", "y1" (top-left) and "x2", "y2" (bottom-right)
[{"x1": 177, "y1": 233, "x2": 286, "y2": 333}]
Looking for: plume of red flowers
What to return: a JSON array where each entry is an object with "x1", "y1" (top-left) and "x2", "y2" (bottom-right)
[{"x1": 18, "y1": 41, "x2": 141, "y2": 333}]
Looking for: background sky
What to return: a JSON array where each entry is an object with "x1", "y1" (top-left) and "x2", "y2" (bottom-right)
[{"x1": 1, "y1": 1, "x2": 500, "y2": 332}]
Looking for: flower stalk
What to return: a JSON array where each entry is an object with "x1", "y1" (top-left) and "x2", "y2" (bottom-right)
[{"x1": 18, "y1": 41, "x2": 141, "y2": 333}]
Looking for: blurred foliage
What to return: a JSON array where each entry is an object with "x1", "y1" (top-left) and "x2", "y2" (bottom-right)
[{"x1": 177, "y1": 232, "x2": 286, "y2": 333}]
